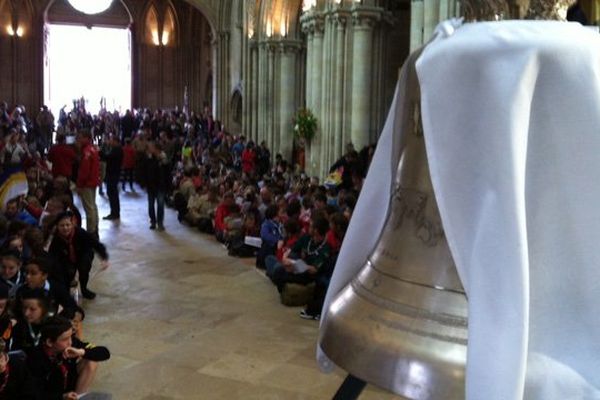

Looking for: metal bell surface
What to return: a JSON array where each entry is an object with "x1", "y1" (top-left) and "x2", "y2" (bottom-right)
[{"x1": 319, "y1": 49, "x2": 468, "y2": 400}]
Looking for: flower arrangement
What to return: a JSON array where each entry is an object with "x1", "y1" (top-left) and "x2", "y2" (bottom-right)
[{"x1": 293, "y1": 108, "x2": 318, "y2": 143}]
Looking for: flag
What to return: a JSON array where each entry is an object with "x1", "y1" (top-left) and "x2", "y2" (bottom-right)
[{"x1": 0, "y1": 166, "x2": 29, "y2": 211}]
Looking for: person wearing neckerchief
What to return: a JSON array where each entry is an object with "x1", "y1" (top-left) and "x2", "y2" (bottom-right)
[
  {"x1": 48, "y1": 212, "x2": 109, "y2": 300},
  {"x1": 0, "y1": 250, "x2": 24, "y2": 299},
  {"x1": 15, "y1": 258, "x2": 77, "y2": 318},
  {"x1": 11, "y1": 288, "x2": 49, "y2": 352},
  {"x1": 268, "y1": 213, "x2": 331, "y2": 293},
  {"x1": 27, "y1": 316, "x2": 110, "y2": 400},
  {"x1": 0, "y1": 338, "x2": 36, "y2": 400}
]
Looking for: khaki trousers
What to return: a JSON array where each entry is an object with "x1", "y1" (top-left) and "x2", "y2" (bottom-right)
[{"x1": 78, "y1": 187, "x2": 99, "y2": 234}]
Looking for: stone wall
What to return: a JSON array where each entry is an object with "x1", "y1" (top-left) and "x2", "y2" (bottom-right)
[{"x1": 0, "y1": 0, "x2": 214, "y2": 117}]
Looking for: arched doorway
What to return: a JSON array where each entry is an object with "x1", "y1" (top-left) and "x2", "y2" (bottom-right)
[{"x1": 43, "y1": 0, "x2": 133, "y2": 116}]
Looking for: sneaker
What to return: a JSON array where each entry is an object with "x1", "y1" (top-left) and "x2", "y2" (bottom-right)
[
  {"x1": 103, "y1": 214, "x2": 119, "y2": 220},
  {"x1": 149, "y1": 224, "x2": 156, "y2": 230},
  {"x1": 299, "y1": 309, "x2": 320, "y2": 321}
]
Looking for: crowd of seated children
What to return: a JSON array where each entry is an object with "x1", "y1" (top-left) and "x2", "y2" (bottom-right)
[
  {"x1": 0, "y1": 100, "x2": 113, "y2": 398},
  {"x1": 0, "y1": 227, "x2": 110, "y2": 399},
  {"x1": 163, "y1": 118, "x2": 366, "y2": 321}
]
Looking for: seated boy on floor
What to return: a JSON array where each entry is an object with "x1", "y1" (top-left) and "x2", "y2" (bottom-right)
[
  {"x1": 267, "y1": 214, "x2": 331, "y2": 293},
  {"x1": 186, "y1": 185, "x2": 220, "y2": 233},
  {"x1": 16, "y1": 258, "x2": 77, "y2": 317},
  {"x1": 227, "y1": 209, "x2": 260, "y2": 257},
  {"x1": 256, "y1": 205, "x2": 282, "y2": 269},
  {"x1": 214, "y1": 191, "x2": 239, "y2": 243},
  {"x1": 27, "y1": 315, "x2": 110, "y2": 400}
]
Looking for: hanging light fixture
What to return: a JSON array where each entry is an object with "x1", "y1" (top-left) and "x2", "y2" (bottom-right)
[{"x1": 68, "y1": 0, "x2": 113, "y2": 15}]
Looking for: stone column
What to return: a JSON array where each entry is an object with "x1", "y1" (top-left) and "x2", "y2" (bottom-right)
[
  {"x1": 257, "y1": 41, "x2": 267, "y2": 145},
  {"x1": 216, "y1": 31, "x2": 231, "y2": 124},
  {"x1": 241, "y1": 32, "x2": 249, "y2": 137},
  {"x1": 410, "y1": 0, "x2": 424, "y2": 52},
  {"x1": 300, "y1": 12, "x2": 325, "y2": 176},
  {"x1": 332, "y1": 11, "x2": 349, "y2": 166},
  {"x1": 349, "y1": 7, "x2": 380, "y2": 151},
  {"x1": 423, "y1": 0, "x2": 440, "y2": 43},
  {"x1": 304, "y1": 31, "x2": 314, "y2": 113},
  {"x1": 266, "y1": 42, "x2": 276, "y2": 154},
  {"x1": 309, "y1": 16, "x2": 324, "y2": 176},
  {"x1": 279, "y1": 41, "x2": 301, "y2": 162},
  {"x1": 211, "y1": 36, "x2": 218, "y2": 117},
  {"x1": 319, "y1": 13, "x2": 334, "y2": 177},
  {"x1": 247, "y1": 40, "x2": 258, "y2": 142},
  {"x1": 439, "y1": 0, "x2": 450, "y2": 20}
]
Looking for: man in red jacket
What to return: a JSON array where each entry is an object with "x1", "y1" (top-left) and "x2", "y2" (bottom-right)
[
  {"x1": 47, "y1": 134, "x2": 77, "y2": 179},
  {"x1": 76, "y1": 131, "x2": 100, "y2": 237}
]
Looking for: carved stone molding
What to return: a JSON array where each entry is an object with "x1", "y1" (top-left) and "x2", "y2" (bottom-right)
[
  {"x1": 259, "y1": 40, "x2": 278, "y2": 53},
  {"x1": 332, "y1": 11, "x2": 350, "y2": 28},
  {"x1": 277, "y1": 39, "x2": 303, "y2": 54},
  {"x1": 300, "y1": 12, "x2": 325, "y2": 36},
  {"x1": 350, "y1": 6, "x2": 383, "y2": 29}
]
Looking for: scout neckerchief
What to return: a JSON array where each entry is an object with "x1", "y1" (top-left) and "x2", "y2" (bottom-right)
[
  {"x1": 27, "y1": 323, "x2": 41, "y2": 347},
  {"x1": 44, "y1": 346, "x2": 68, "y2": 390}
]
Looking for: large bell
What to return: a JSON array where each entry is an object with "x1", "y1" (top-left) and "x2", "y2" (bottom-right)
[
  {"x1": 319, "y1": 0, "x2": 576, "y2": 398},
  {"x1": 319, "y1": 48, "x2": 467, "y2": 400}
]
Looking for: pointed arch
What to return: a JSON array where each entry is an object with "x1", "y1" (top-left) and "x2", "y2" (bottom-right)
[
  {"x1": 144, "y1": 4, "x2": 160, "y2": 45},
  {"x1": 4, "y1": 0, "x2": 35, "y2": 38},
  {"x1": 284, "y1": 0, "x2": 304, "y2": 39},
  {"x1": 43, "y1": 0, "x2": 133, "y2": 26},
  {"x1": 0, "y1": 0, "x2": 11, "y2": 34},
  {"x1": 162, "y1": 3, "x2": 177, "y2": 46},
  {"x1": 181, "y1": 0, "x2": 217, "y2": 39}
]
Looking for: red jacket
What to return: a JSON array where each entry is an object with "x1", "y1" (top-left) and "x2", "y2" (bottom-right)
[
  {"x1": 122, "y1": 144, "x2": 136, "y2": 169},
  {"x1": 48, "y1": 144, "x2": 77, "y2": 178},
  {"x1": 241, "y1": 149, "x2": 256, "y2": 174},
  {"x1": 214, "y1": 203, "x2": 233, "y2": 233},
  {"x1": 76, "y1": 143, "x2": 100, "y2": 188}
]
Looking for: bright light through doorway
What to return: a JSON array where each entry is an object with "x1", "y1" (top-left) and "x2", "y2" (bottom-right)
[{"x1": 44, "y1": 24, "x2": 131, "y2": 117}]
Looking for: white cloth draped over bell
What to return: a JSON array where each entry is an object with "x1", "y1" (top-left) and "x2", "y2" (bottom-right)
[{"x1": 319, "y1": 20, "x2": 600, "y2": 400}]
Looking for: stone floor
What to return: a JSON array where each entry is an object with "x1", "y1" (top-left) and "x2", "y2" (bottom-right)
[{"x1": 79, "y1": 187, "x2": 401, "y2": 399}]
